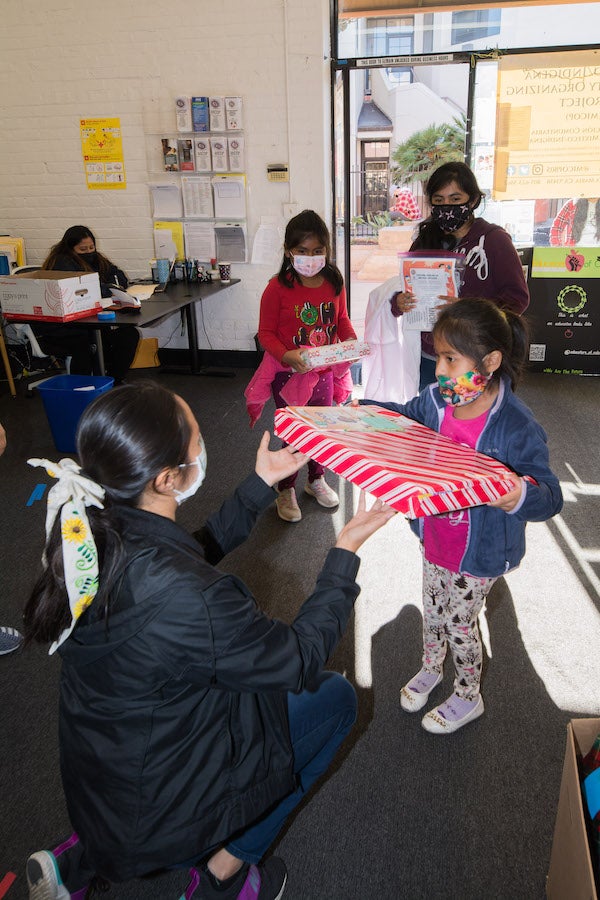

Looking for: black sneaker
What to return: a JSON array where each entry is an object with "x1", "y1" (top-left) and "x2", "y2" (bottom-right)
[{"x1": 180, "y1": 857, "x2": 287, "y2": 900}]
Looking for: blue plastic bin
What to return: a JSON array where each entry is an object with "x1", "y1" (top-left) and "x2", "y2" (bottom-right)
[{"x1": 37, "y1": 375, "x2": 114, "y2": 454}]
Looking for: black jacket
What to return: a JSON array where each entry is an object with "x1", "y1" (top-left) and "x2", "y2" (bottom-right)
[{"x1": 57, "y1": 474, "x2": 360, "y2": 881}]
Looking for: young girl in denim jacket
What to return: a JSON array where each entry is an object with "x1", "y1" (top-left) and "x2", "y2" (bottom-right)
[{"x1": 363, "y1": 297, "x2": 563, "y2": 733}]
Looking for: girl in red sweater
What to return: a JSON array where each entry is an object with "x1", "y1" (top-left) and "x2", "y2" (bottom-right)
[{"x1": 258, "y1": 210, "x2": 356, "y2": 522}]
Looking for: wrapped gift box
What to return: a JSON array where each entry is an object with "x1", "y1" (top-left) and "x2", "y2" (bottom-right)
[
  {"x1": 274, "y1": 405, "x2": 520, "y2": 518},
  {"x1": 300, "y1": 340, "x2": 370, "y2": 369}
]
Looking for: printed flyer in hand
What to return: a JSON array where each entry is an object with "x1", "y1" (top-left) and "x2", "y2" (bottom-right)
[{"x1": 398, "y1": 250, "x2": 463, "y2": 331}]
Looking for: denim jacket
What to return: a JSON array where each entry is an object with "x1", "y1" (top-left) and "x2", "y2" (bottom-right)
[{"x1": 362, "y1": 377, "x2": 563, "y2": 577}]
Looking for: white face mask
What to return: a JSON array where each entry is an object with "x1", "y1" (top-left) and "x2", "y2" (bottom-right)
[
  {"x1": 291, "y1": 254, "x2": 326, "y2": 278},
  {"x1": 174, "y1": 446, "x2": 207, "y2": 505}
]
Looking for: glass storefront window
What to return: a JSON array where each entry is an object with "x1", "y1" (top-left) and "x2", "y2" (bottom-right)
[{"x1": 338, "y1": 3, "x2": 600, "y2": 58}]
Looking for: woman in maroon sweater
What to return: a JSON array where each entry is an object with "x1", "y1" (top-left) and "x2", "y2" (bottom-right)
[{"x1": 392, "y1": 163, "x2": 529, "y2": 390}]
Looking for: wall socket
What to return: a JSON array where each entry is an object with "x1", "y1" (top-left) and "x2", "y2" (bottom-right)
[{"x1": 283, "y1": 203, "x2": 298, "y2": 220}]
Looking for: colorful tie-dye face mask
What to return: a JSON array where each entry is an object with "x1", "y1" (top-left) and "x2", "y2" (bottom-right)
[{"x1": 437, "y1": 368, "x2": 493, "y2": 406}]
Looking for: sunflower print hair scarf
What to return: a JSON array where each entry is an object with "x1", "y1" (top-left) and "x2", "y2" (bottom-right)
[{"x1": 28, "y1": 457, "x2": 105, "y2": 654}]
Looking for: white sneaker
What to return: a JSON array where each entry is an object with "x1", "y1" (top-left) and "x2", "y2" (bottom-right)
[
  {"x1": 276, "y1": 487, "x2": 302, "y2": 522},
  {"x1": 26, "y1": 851, "x2": 70, "y2": 900},
  {"x1": 304, "y1": 477, "x2": 339, "y2": 508}
]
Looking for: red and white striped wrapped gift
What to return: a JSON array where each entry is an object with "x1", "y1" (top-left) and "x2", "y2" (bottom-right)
[{"x1": 274, "y1": 405, "x2": 518, "y2": 518}]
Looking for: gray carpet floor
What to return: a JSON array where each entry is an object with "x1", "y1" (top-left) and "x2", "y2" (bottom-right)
[{"x1": 0, "y1": 367, "x2": 598, "y2": 899}]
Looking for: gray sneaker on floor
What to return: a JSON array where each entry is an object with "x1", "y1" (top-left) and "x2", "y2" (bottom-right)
[
  {"x1": 304, "y1": 477, "x2": 339, "y2": 508},
  {"x1": 0, "y1": 626, "x2": 23, "y2": 655},
  {"x1": 276, "y1": 487, "x2": 302, "y2": 522}
]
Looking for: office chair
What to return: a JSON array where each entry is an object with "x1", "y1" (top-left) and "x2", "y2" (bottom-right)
[
  {"x1": 0, "y1": 265, "x2": 41, "y2": 397},
  {"x1": 0, "y1": 319, "x2": 17, "y2": 398},
  {"x1": 8, "y1": 266, "x2": 72, "y2": 393}
]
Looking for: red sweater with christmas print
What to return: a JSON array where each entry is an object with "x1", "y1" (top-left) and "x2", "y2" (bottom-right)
[{"x1": 258, "y1": 277, "x2": 356, "y2": 363}]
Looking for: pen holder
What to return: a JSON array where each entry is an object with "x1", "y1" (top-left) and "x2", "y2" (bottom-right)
[{"x1": 218, "y1": 263, "x2": 231, "y2": 284}]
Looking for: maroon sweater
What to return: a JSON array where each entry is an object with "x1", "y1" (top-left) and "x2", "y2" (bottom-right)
[{"x1": 410, "y1": 217, "x2": 530, "y2": 356}]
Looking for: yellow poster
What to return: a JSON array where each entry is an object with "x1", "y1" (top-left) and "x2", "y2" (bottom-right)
[
  {"x1": 80, "y1": 117, "x2": 126, "y2": 190},
  {"x1": 494, "y1": 50, "x2": 600, "y2": 200}
]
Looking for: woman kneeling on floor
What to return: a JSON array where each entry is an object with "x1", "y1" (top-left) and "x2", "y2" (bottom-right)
[{"x1": 23, "y1": 382, "x2": 395, "y2": 900}]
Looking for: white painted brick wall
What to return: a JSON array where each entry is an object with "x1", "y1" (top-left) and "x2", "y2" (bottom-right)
[{"x1": 0, "y1": 0, "x2": 332, "y2": 351}]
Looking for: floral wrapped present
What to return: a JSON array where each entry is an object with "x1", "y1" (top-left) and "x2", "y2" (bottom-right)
[
  {"x1": 300, "y1": 340, "x2": 371, "y2": 370},
  {"x1": 274, "y1": 404, "x2": 525, "y2": 518}
]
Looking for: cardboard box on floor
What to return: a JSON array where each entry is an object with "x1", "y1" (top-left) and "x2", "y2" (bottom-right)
[
  {"x1": 0, "y1": 270, "x2": 104, "y2": 322},
  {"x1": 130, "y1": 337, "x2": 160, "y2": 369},
  {"x1": 546, "y1": 718, "x2": 599, "y2": 900}
]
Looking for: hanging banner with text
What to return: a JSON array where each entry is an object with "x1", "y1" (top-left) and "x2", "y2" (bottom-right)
[
  {"x1": 80, "y1": 117, "x2": 126, "y2": 190},
  {"x1": 527, "y1": 247, "x2": 600, "y2": 376},
  {"x1": 493, "y1": 50, "x2": 600, "y2": 201}
]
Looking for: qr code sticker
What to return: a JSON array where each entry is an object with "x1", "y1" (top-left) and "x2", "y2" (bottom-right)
[{"x1": 529, "y1": 344, "x2": 546, "y2": 362}]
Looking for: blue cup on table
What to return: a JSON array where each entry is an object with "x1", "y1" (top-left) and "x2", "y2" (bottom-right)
[
  {"x1": 0, "y1": 254, "x2": 10, "y2": 275},
  {"x1": 156, "y1": 258, "x2": 170, "y2": 283}
]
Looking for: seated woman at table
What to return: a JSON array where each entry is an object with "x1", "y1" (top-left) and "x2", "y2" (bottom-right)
[{"x1": 32, "y1": 225, "x2": 139, "y2": 383}]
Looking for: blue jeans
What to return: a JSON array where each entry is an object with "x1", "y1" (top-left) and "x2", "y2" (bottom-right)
[
  {"x1": 227, "y1": 671, "x2": 357, "y2": 864},
  {"x1": 60, "y1": 673, "x2": 357, "y2": 885}
]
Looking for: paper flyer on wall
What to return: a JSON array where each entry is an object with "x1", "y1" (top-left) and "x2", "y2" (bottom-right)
[
  {"x1": 398, "y1": 251, "x2": 462, "y2": 331},
  {"x1": 183, "y1": 222, "x2": 216, "y2": 262},
  {"x1": 181, "y1": 176, "x2": 214, "y2": 218},
  {"x1": 215, "y1": 224, "x2": 246, "y2": 263},
  {"x1": 251, "y1": 217, "x2": 285, "y2": 267},
  {"x1": 80, "y1": 117, "x2": 126, "y2": 190},
  {"x1": 149, "y1": 183, "x2": 183, "y2": 219},
  {"x1": 212, "y1": 175, "x2": 246, "y2": 219},
  {"x1": 153, "y1": 221, "x2": 185, "y2": 261}
]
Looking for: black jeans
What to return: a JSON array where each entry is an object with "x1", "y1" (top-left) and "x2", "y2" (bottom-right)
[{"x1": 34, "y1": 324, "x2": 139, "y2": 382}]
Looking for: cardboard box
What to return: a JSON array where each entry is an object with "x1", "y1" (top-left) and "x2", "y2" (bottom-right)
[
  {"x1": 547, "y1": 718, "x2": 599, "y2": 900},
  {"x1": 0, "y1": 270, "x2": 103, "y2": 322},
  {"x1": 274, "y1": 404, "x2": 522, "y2": 518},
  {"x1": 130, "y1": 337, "x2": 160, "y2": 369}
]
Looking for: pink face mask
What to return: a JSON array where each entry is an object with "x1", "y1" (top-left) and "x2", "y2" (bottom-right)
[{"x1": 291, "y1": 254, "x2": 326, "y2": 278}]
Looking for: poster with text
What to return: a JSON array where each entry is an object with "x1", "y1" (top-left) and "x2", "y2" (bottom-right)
[
  {"x1": 527, "y1": 248, "x2": 599, "y2": 374},
  {"x1": 494, "y1": 50, "x2": 600, "y2": 201},
  {"x1": 80, "y1": 117, "x2": 126, "y2": 190}
]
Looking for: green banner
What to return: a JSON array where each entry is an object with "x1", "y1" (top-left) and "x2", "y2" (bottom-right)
[{"x1": 531, "y1": 246, "x2": 600, "y2": 278}]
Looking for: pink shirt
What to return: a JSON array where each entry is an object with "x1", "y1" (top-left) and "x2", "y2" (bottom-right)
[{"x1": 423, "y1": 405, "x2": 489, "y2": 572}]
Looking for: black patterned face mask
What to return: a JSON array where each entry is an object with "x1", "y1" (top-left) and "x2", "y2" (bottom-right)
[{"x1": 430, "y1": 202, "x2": 473, "y2": 233}]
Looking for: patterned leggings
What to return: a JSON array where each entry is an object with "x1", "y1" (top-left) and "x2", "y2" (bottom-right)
[{"x1": 421, "y1": 558, "x2": 497, "y2": 701}]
